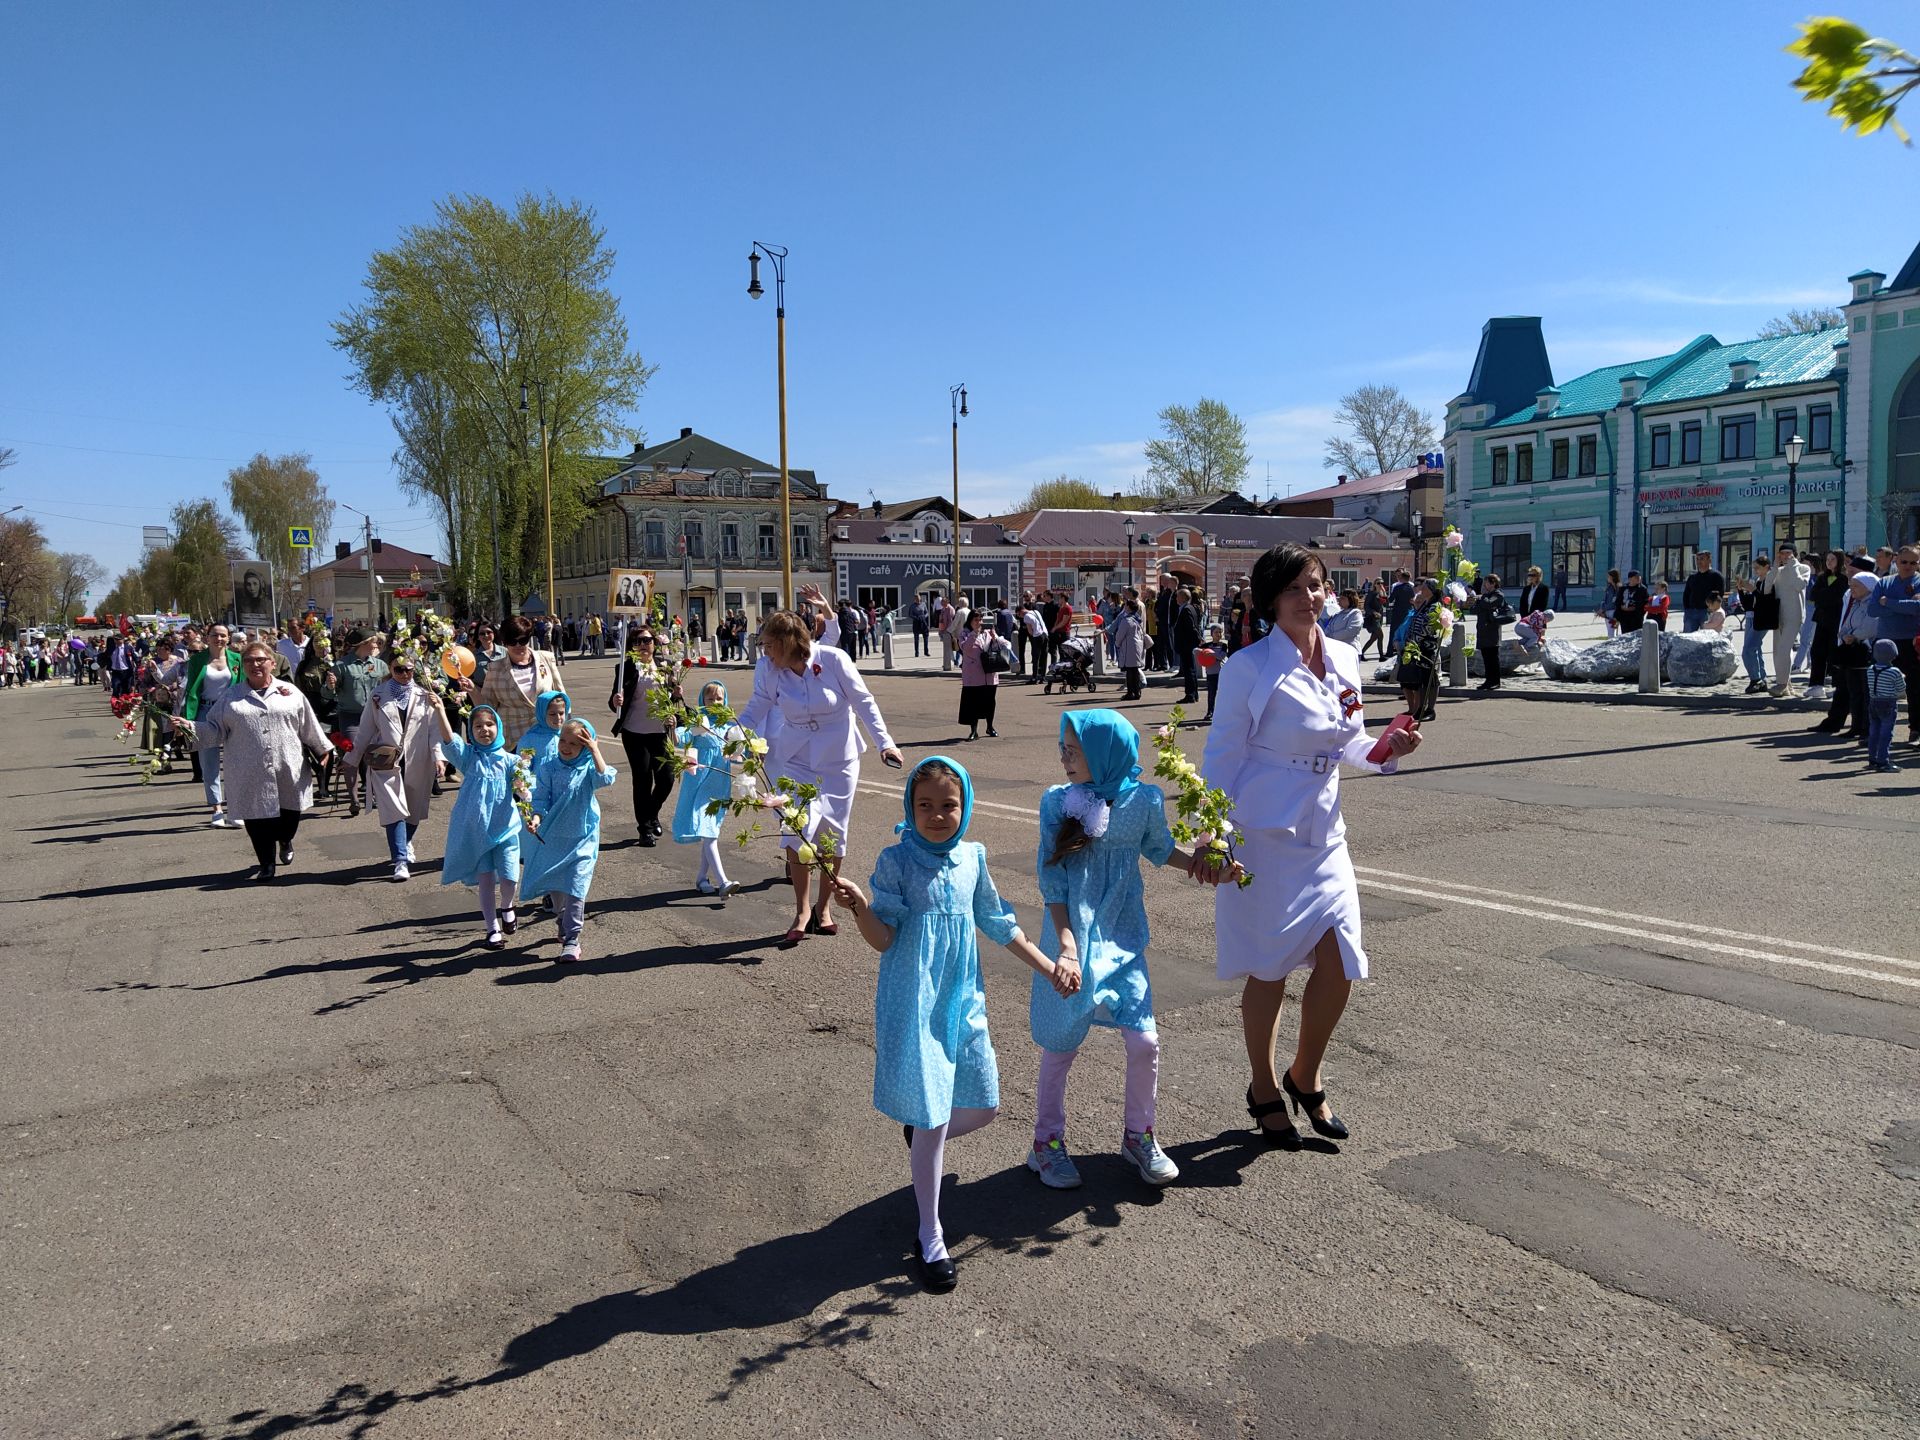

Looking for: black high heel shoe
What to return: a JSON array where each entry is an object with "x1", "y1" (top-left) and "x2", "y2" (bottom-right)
[
  {"x1": 1245, "y1": 1084, "x2": 1301, "y2": 1150},
  {"x1": 1283, "y1": 1068, "x2": 1349, "y2": 1140}
]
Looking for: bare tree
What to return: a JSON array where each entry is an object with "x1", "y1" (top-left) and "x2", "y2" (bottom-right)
[
  {"x1": 51, "y1": 552, "x2": 105, "y2": 621},
  {"x1": 1756, "y1": 307, "x2": 1845, "y2": 337},
  {"x1": 1324, "y1": 384, "x2": 1438, "y2": 477},
  {"x1": 1143, "y1": 399, "x2": 1250, "y2": 499}
]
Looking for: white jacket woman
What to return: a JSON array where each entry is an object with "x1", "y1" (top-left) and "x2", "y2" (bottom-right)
[{"x1": 355, "y1": 664, "x2": 444, "y2": 878}]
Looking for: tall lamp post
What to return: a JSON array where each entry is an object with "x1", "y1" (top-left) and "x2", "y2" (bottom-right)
[
  {"x1": 1783, "y1": 432, "x2": 1805, "y2": 555},
  {"x1": 747, "y1": 243, "x2": 793, "y2": 608},
  {"x1": 1640, "y1": 502, "x2": 1651, "y2": 583},
  {"x1": 950, "y1": 383, "x2": 968, "y2": 609},
  {"x1": 1123, "y1": 514, "x2": 1136, "y2": 588},
  {"x1": 519, "y1": 379, "x2": 555, "y2": 625}
]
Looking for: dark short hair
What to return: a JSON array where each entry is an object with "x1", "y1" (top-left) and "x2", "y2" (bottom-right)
[
  {"x1": 499, "y1": 616, "x2": 534, "y2": 646},
  {"x1": 1249, "y1": 542, "x2": 1326, "y2": 622},
  {"x1": 1485, "y1": 573, "x2": 1502, "y2": 588}
]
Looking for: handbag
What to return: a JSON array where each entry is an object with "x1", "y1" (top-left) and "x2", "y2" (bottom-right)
[
  {"x1": 979, "y1": 638, "x2": 1012, "y2": 674},
  {"x1": 362, "y1": 743, "x2": 401, "y2": 770}
]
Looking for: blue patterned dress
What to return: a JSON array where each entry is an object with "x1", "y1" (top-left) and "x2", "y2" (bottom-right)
[
  {"x1": 519, "y1": 750, "x2": 618, "y2": 900},
  {"x1": 671, "y1": 720, "x2": 738, "y2": 843},
  {"x1": 438, "y1": 734, "x2": 522, "y2": 886},
  {"x1": 1028, "y1": 782, "x2": 1175, "y2": 1052},
  {"x1": 869, "y1": 838, "x2": 1021, "y2": 1130}
]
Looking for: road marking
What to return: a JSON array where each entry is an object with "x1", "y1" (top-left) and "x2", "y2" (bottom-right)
[
  {"x1": 860, "y1": 779, "x2": 1920, "y2": 993},
  {"x1": 1352, "y1": 867, "x2": 1920, "y2": 973}
]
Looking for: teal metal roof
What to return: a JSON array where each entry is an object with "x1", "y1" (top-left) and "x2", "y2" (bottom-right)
[
  {"x1": 1492, "y1": 354, "x2": 1677, "y2": 426},
  {"x1": 1638, "y1": 328, "x2": 1844, "y2": 405}
]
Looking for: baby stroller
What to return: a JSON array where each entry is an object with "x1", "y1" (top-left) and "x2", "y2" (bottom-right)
[{"x1": 1043, "y1": 635, "x2": 1098, "y2": 694}]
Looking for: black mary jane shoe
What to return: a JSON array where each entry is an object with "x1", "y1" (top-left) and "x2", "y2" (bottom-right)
[
  {"x1": 903, "y1": 1123, "x2": 914, "y2": 1151},
  {"x1": 1283, "y1": 1068, "x2": 1350, "y2": 1141},
  {"x1": 1245, "y1": 1084, "x2": 1301, "y2": 1150},
  {"x1": 913, "y1": 1240, "x2": 957, "y2": 1294},
  {"x1": 501, "y1": 911, "x2": 518, "y2": 935}
]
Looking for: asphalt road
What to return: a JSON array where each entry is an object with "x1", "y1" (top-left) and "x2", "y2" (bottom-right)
[{"x1": 1, "y1": 669, "x2": 1913, "y2": 1440}]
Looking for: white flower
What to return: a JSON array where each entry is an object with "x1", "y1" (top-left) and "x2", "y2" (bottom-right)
[{"x1": 795, "y1": 842, "x2": 817, "y2": 865}]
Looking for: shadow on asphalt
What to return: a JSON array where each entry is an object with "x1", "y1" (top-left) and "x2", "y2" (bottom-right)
[{"x1": 107, "y1": 1128, "x2": 1304, "y2": 1440}]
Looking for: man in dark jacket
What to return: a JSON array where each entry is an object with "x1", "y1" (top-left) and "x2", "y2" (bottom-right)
[
  {"x1": 1680, "y1": 552, "x2": 1725, "y2": 632},
  {"x1": 908, "y1": 597, "x2": 930, "y2": 657},
  {"x1": 1174, "y1": 587, "x2": 1202, "y2": 703},
  {"x1": 1386, "y1": 569, "x2": 1415, "y2": 641},
  {"x1": 1153, "y1": 577, "x2": 1177, "y2": 671},
  {"x1": 1472, "y1": 574, "x2": 1516, "y2": 690},
  {"x1": 1615, "y1": 570, "x2": 1651, "y2": 632}
]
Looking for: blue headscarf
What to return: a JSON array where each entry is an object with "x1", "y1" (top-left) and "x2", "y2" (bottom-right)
[
  {"x1": 697, "y1": 681, "x2": 730, "y2": 726},
  {"x1": 561, "y1": 716, "x2": 597, "y2": 767},
  {"x1": 520, "y1": 689, "x2": 571, "y2": 755},
  {"x1": 895, "y1": 755, "x2": 973, "y2": 861},
  {"x1": 1060, "y1": 709, "x2": 1141, "y2": 803},
  {"x1": 467, "y1": 704, "x2": 506, "y2": 753}
]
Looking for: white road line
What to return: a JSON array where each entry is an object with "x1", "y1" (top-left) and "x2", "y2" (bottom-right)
[
  {"x1": 860, "y1": 779, "x2": 1920, "y2": 993},
  {"x1": 1352, "y1": 866, "x2": 1920, "y2": 973}
]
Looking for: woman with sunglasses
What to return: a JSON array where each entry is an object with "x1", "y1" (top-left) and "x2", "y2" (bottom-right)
[
  {"x1": 608, "y1": 628, "x2": 679, "y2": 845},
  {"x1": 463, "y1": 615, "x2": 567, "y2": 747},
  {"x1": 172, "y1": 642, "x2": 335, "y2": 883},
  {"x1": 356, "y1": 653, "x2": 447, "y2": 882}
]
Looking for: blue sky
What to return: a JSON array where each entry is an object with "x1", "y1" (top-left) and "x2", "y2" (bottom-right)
[{"x1": 3, "y1": 0, "x2": 1916, "y2": 595}]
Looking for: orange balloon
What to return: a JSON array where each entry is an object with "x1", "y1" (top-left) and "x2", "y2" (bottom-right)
[{"x1": 441, "y1": 644, "x2": 476, "y2": 679}]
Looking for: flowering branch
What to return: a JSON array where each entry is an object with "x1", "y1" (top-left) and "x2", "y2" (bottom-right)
[{"x1": 1151, "y1": 705, "x2": 1253, "y2": 888}]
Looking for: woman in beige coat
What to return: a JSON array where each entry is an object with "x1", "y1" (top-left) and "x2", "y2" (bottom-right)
[{"x1": 355, "y1": 655, "x2": 447, "y2": 881}]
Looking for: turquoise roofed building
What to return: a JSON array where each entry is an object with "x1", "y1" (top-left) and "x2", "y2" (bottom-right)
[{"x1": 1441, "y1": 242, "x2": 1920, "y2": 604}]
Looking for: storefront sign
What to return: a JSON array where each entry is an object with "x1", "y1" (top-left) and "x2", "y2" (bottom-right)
[
  {"x1": 1733, "y1": 478, "x2": 1843, "y2": 500},
  {"x1": 1643, "y1": 484, "x2": 1724, "y2": 505}
]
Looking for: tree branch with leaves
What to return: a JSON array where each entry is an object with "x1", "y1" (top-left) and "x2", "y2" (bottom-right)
[
  {"x1": 1143, "y1": 399, "x2": 1249, "y2": 500},
  {"x1": 1790, "y1": 18, "x2": 1920, "y2": 144}
]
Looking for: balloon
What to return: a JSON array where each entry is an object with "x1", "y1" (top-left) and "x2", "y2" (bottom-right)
[
  {"x1": 440, "y1": 644, "x2": 476, "y2": 679},
  {"x1": 1089, "y1": 614, "x2": 1104, "y2": 626}
]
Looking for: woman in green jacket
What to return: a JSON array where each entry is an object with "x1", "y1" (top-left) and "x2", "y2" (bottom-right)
[{"x1": 173, "y1": 623, "x2": 243, "y2": 826}]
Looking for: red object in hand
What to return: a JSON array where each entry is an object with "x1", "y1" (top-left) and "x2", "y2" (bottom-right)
[{"x1": 1367, "y1": 713, "x2": 1415, "y2": 765}]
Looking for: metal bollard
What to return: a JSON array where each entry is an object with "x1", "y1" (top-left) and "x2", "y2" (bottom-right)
[
  {"x1": 1448, "y1": 624, "x2": 1468, "y2": 687},
  {"x1": 883, "y1": 632, "x2": 895, "y2": 671},
  {"x1": 941, "y1": 636, "x2": 952, "y2": 673},
  {"x1": 1638, "y1": 621, "x2": 1661, "y2": 693},
  {"x1": 1092, "y1": 631, "x2": 1107, "y2": 675},
  {"x1": 710, "y1": 638, "x2": 720, "y2": 665},
  {"x1": 748, "y1": 635, "x2": 759, "y2": 665}
]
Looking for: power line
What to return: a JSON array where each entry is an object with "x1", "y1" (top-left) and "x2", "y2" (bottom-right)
[{"x1": 1, "y1": 437, "x2": 390, "y2": 465}]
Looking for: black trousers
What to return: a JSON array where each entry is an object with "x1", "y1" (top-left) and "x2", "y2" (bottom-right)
[
  {"x1": 243, "y1": 809, "x2": 301, "y2": 870},
  {"x1": 620, "y1": 730, "x2": 674, "y2": 832},
  {"x1": 1822, "y1": 645, "x2": 1870, "y2": 734},
  {"x1": 1122, "y1": 665, "x2": 1143, "y2": 699},
  {"x1": 1480, "y1": 631, "x2": 1502, "y2": 687},
  {"x1": 1808, "y1": 620, "x2": 1838, "y2": 687}
]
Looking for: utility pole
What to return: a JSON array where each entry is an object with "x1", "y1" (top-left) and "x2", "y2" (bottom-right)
[{"x1": 365, "y1": 514, "x2": 376, "y2": 627}]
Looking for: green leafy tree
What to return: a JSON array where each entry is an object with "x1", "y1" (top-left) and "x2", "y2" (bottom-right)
[
  {"x1": 169, "y1": 499, "x2": 242, "y2": 620},
  {"x1": 225, "y1": 452, "x2": 335, "y2": 617},
  {"x1": 334, "y1": 193, "x2": 655, "y2": 612},
  {"x1": 1756, "y1": 307, "x2": 1844, "y2": 337},
  {"x1": 1324, "y1": 384, "x2": 1438, "y2": 477},
  {"x1": 1143, "y1": 399, "x2": 1250, "y2": 499},
  {"x1": 390, "y1": 377, "x2": 499, "y2": 614},
  {"x1": 1015, "y1": 475, "x2": 1135, "y2": 511},
  {"x1": 0, "y1": 514, "x2": 53, "y2": 629},
  {"x1": 1790, "y1": 18, "x2": 1920, "y2": 143}
]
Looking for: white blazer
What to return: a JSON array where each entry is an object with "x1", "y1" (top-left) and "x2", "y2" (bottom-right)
[
  {"x1": 736, "y1": 641, "x2": 895, "y2": 771},
  {"x1": 1200, "y1": 629, "x2": 1394, "y2": 849}
]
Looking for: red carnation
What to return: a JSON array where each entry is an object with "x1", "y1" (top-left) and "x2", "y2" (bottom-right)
[{"x1": 811, "y1": 662, "x2": 822, "y2": 676}]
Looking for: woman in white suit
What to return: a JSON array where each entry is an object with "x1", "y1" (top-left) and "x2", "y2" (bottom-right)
[
  {"x1": 1201, "y1": 543, "x2": 1421, "y2": 1149},
  {"x1": 737, "y1": 608, "x2": 904, "y2": 944}
]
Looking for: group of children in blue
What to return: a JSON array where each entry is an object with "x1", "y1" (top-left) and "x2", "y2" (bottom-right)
[{"x1": 431, "y1": 681, "x2": 1217, "y2": 1294}]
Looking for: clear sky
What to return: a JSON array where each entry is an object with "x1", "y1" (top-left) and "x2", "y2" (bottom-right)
[{"x1": 3, "y1": 0, "x2": 1915, "y2": 598}]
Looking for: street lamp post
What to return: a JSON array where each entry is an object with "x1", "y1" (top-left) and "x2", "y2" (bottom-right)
[
  {"x1": 519, "y1": 380, "x2": 555, "y2": 627},
  {"x1": 1123, "y1": 514, "x2": 1136, "y2": 588},
  {"x1": 1784, "y1": 432, "x2": 1805, "y2": 555},
  {"x1": 950, "y1": 384, "x2": 968, "y2": 610},
  {"x1": 1640, "y1": 503, "x2": 1651, "y2": 583},
  {"x1": 747, "y1": 243, "x2": 793, "y2": 608}
]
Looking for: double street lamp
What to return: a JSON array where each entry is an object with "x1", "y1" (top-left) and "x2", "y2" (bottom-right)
[
  {"x1": 950, "y1": 383, "x2": 968, "y2": 608},
  {"x1": 747, "y1": 243, "x2": 793, "y2": 608}
]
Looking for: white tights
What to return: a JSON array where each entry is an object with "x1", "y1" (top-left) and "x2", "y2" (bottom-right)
[
  {"x1": 477, "y1": 873, "x2": 518, "y2": 932},
  {"x1": 695, "y1": 839, "x2": 730, "y2": 891},
  {"x1": 909, "y1": 1106, "x2": 996, "y2": 1262}
]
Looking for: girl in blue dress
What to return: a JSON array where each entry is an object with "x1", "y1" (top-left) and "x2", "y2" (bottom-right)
[
  {"x1": 672, "y1": 682, "x2": 741, "y2": 898},
  {"x1": 521, "y1": 719, "x2": 618, "y2": 963},
  {"x1": 517, "y1": 690, "x2": 571, "y2": 768},
  {"x1": 1027, "y1": 709, "x2": 1232, "y2": 1192},
  {"x1": 832, "y1": 756, "x2": 1072, "y2": 1294},
  {"x1": 431, "y1": 703, "x2": 524, "y2": 949}
]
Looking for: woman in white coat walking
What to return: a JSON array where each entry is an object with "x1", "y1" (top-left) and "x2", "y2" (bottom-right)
[
  {"x1": 736, "y1": 608, "x2": 904, "y2": 943},
  {"x1": 173, "y1": 642, "x2": 334, "y2": 884},
  {"x1": 355, "y1": 655, "x2": 446, "y2": 881},
  {"x1": 1201, "y1": 543, "x2": 1421, "y2": 1148},
  {"x1": 1763, "y1": 544, "x2": 1812, "y2": 697}
]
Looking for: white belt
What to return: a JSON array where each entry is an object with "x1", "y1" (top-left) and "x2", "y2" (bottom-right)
[{"x1": 1250, "y1": 746, "x2": 1337, "y2": 774}]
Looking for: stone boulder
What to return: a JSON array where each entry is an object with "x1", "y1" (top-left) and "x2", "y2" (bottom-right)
[
  {"x1": 1562, "y1": 630, "x2": 1669, "y2": 683},
  {"x1": 1540, "y1": 639, "x2": 1580, "y2": 680},
  {"x1": 1467, "y1": 636, "x2": 1543, "y2": 677},
  {"x1": 1663, "y1": 629, "x2": 1736, "y2": 686}
]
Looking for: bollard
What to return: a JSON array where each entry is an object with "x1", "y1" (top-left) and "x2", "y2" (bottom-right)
[
  {"x1": 748, "y1": 634, "x2": 759, "y2": 665},
  {"x1": 1448, "y1": 624, "x2": 1468, "y2": 687},
  {"x1": 1092, "y1": 630, "x2": 1107, "y2": 675},
  {"x1": 710, "y1": 638, "x2": 720, "y2": 665},
  {"x1": 941, "y1": 635, "x2": 952, "y2": 673},
  {"x1": 883, "y1": 631, "x2": 895, "y2": 671},
  {"x1": 1638, "y1": 621, "x2": 1661, "y2": 693}
]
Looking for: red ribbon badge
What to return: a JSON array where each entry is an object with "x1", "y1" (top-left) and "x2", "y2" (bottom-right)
[{"x1": 1338, "y1": 685, "x2": 1363, "y2": 721}]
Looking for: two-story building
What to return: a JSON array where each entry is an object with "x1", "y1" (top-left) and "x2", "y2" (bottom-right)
[
  {"x1": 1443, "y1": 243, "x2": 1920, "y2": 603},
  {"x1": 553, "y1": 428, "x2": 835, "y2": 632},
  {"x1": 827, "y1": 498, "x2": 1024, "y2": 615}
]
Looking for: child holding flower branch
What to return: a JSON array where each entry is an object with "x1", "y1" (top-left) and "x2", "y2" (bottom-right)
[{"x1": 431, "y1": 702, "x2": 525, "y2": 949}]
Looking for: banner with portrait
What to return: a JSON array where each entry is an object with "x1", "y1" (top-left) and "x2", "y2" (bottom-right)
[
  {"x1": 230, "y1": 560, "x2": 276, "y2": 630},
  {"x1": 607, "y1": 568, "x2": 654, "y2": 616}
]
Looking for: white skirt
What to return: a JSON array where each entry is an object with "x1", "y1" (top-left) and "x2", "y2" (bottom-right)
[
  {"x1": 1215, "y1": 828, "x2": 1368, "y2": 983},
  {"x1": 770, "y1": 751, "x2": 856, "y2": 855}
]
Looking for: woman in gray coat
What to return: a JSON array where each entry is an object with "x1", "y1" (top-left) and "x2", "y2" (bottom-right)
[
  {"x1": 1112, "y1": 591, "x2": 1147, "y2": 700},
  {"x1": 355, "y1": 656, "x2": 445, "y2": 882}
]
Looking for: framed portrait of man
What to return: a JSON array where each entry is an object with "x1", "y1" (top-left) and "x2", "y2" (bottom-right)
[
  {"x1": 608, "y1": 568, "x2": 653, "y2": 616},
  {"x1": 231, "y1": 560, "x2": 275, "y2": 629}
]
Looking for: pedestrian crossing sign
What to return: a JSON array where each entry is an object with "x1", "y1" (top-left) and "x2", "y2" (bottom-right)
[{"x1": 289, "y1": 527, "x2": 314, "y2": 549}]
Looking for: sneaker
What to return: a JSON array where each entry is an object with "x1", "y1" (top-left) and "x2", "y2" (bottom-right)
[
  {"x1": 1805, "y1": 685, "x2": 1828, "y2": 702},
  {"x1": 696, "y1": 878, "x2": 715, "y2": 894},
  {"x1": 405, "y1": 841, "x2": 416, "y2": 863},
  {"x1": 1026, "y1": 1136, "x2": 1083, "y2": 1189},
  {"x1": 209, "y1": 812, "x2": 230, "y2": 828},
  {"x1": 1121, "y1": 1128, "x2": 1180, "y2": 1186},
  {"x1": 391, "y1": 862, "x2": 410, "y2": 883},
  {"x1": 559, "y1": 942, "x2": 582, "y2": 963}
]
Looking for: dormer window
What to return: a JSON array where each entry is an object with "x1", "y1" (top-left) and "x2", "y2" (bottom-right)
[
  {"x1": 1173, "y1": 532, "x2": 1189, "y2": 553},
  {"x1": 960, "y1": 528, "x2": 973, "y2": 544},
  {"x1": 924, "y1": 523, "x2": 941, "y2": 543}
]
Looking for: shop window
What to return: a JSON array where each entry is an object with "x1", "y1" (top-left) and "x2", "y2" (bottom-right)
[
  {"x1": 1550, "y1": 529, "x2": 1595, "y2": 588},
  {"x1": 1646, "y1": 521, "x2": 1699, "y2": 586},
  {"x1": 1773, "y1": 513, "x2": 1830, "y2": 557},
  {"x1": 1489, "y1": 533, "x2": 1532, "y2": 584}
]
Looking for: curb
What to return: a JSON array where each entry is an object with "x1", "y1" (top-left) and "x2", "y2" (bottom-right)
[{"x1": 1357, "y1": 681, "x2": 1826, "y2": 712}]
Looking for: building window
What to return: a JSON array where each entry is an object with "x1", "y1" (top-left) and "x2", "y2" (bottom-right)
[
  {"x1": 1173, "y1": 532, "x2": 1189, "y2": 552},
  {"x1": 1649, "y1": 425, "x2": 1672, "y2": 468},
  {"x1": 1717, "y1": 527, "x2": 1752, "y2": 583},
  {"x1": 643, "y1": 519, "x2": 667, "y2": 559},
  {"x1": 1550, "y1": 529, "x2": 1596, "y2": 588},
  {"x1": 1679, "y1": 420, "x2": 1702, "y2": 465},
  {"x1": 792, "y1": 522, "x2": 813, "y2": 562},
  {"x1": 757, "y1": 523, "x2": 777, "y2": 562},
  {"x1": 1047, "y1": 568, "x2": 1077, "y2": 592},
  {"x1": 1515, "y1": 444, "x2": 1534, "y2": 484},
  {"x1": 856, "y1": 586, "x2": 901, "y2": 614},
  {"x1": 724, "y1": 590, "x2": 745, "y2": 614},
  {"x1": 1774, "y1": 409, "x2": 1798, "y2": 456},
  {"x1": 1490, "y1": 449, "x2": 1509, "y2": 486},
  {"x1": 1646, "y1": 521, "x2": 1699, "y2": 586},
  {"x1": 682, "y1": 519, "x2": 704, "y2": 559},
  {"x1": 1807, "y1": 403, "x2": 1833, "y2": 452},
  {"x1": 1550, "y1": 438, "x2": 1569, "y2": 479},
  {"x1": 1774, "y1": 512, "x2": 1831, "y2": 557},
  {"x1": 1577, "y1": 435, "x2": 1598, "y2": 476},
  {"x1": 720, "y1": 522, "x2": 741, "y2": 561},
  {"x1": 1489, "y1": 533, "x2": 1532, "y2": 583},
  {"x1": 1720, "y1": 415, "x2": 1756, "y2": 461},
  {"x1": 759, "y1": 590, "x2": 779, "y2": 617}
]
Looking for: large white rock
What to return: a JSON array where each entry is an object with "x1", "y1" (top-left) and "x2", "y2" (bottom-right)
[
  {"x1": 1467, "y1": 636, "x2": 1542, "y2": 677},
  {"x1": 1563, "y1": 631, "x2": 1671, "y2": 682},
  {"x1": 1540, "y1": 639, "x2": 1580, "y2": 680},
  {"x1": 1664, "y1": 629, "x2": 1737, "y2": 686}
]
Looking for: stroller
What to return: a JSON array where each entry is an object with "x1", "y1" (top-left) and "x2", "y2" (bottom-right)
[{"x1": 1043, "y1": 635, "x2": 1098, "y2": 694}]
